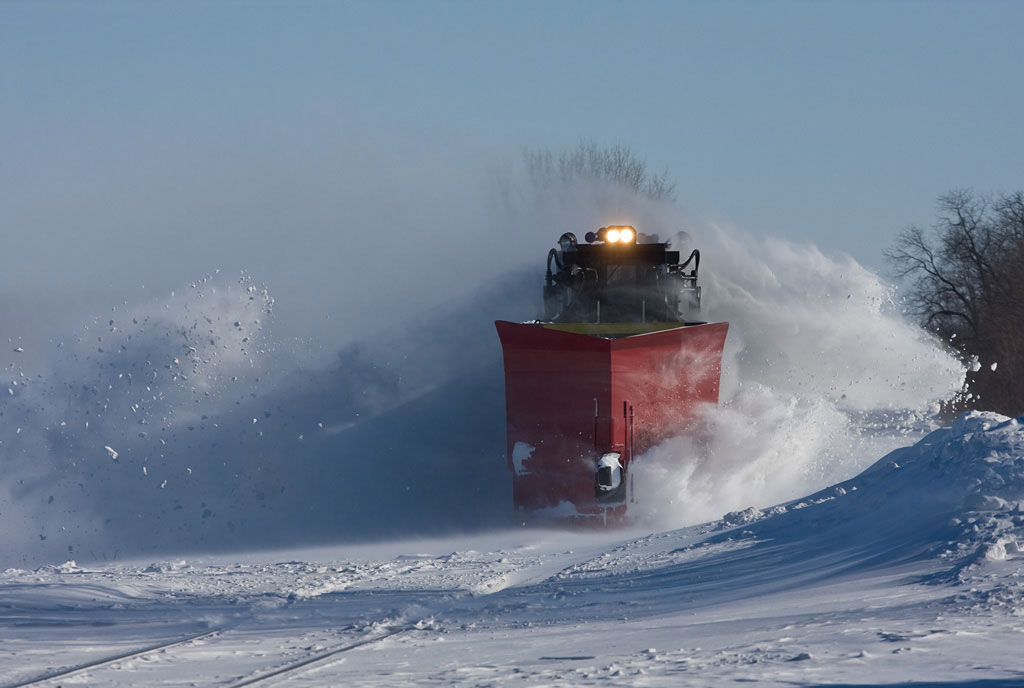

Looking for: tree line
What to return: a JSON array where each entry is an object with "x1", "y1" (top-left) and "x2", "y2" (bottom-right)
[
  {"x1": 887, "y1": 189, "x2": 1024, "y2": 416},
  {"x1": 523, "y1": 140, "x2": 677, "y2": 202}
]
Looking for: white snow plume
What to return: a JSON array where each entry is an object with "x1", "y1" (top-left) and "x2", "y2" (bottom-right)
[
  {"x1": 0, "y1": 267, "x2": 535, "y2": 567},
  {"x1": 0, "y1": 272, "x2": 276, "y2": 564},
  {"x1": 634, "y1": 223, "x2": 966, "y2": 528},
  {"x1": 490, "y1": 169, "x2": 684, "y2": 264},
  {"x1": 704, "y1": 227, "x2": 963, "y2": 412},
  {"x1": 0, "y1": 158, "x2": 970, "y2": 565},
  {"x1": 492, "y1": 164, "x2": 966, "y2": 529}
]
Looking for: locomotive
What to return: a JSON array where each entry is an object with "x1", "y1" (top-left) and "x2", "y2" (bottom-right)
[{"x1": 495, "y1": 226, "x2": 729, "y2": 524}]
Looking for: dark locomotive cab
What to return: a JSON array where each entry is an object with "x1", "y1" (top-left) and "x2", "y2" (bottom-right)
[{"x1": 543, "y1": 226, "x2": 702, "y2": 325}]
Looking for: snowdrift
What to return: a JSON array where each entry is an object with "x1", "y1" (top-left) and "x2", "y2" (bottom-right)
[
  {"x1": 3, "y1": 410, "x2": 1024, "y2": 687},
  {"x1": 695, "y1": 410, "x2": 1024, "y2": 587},
  {"x1": 462, "y1": 411, "x2": 1024, "y2": 631}
]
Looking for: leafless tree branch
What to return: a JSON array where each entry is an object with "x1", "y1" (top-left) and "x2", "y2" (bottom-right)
[{"x1": 887, "y1": 189, "x2": 1024, "y2": 415}]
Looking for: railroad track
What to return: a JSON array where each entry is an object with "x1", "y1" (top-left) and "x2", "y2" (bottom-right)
[
  {"x1": 225, "y1": 626, "x2": 411, "y2": 687},
  {"x1": 2, "y1": 627, "x2": 224, "y2": 688},
  {"x1": 5, "y1": 624, "x2": 421, "y2": 687}
]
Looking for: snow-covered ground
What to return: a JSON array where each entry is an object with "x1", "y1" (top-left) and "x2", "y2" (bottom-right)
[{"x1": 3, "y1": 410, "x2": 1023, "y2": 686}]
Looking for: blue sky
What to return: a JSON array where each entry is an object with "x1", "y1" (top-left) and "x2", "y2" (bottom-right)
[{"x1": 2, "y1": 1, "x2": 1022, "y2": 346}]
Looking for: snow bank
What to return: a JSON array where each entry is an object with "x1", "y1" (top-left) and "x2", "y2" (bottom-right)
[{"x1": 704, "y1": 410, "x2": 1024, "y2": 579}]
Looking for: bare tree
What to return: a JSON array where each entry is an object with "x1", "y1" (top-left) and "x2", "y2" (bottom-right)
[
  {"x1": 523, "y1": 140, "x2": 676, "y2": 202},
  {"x1": 886, "y1": 189, "x2": 1024, "y2": 415}
]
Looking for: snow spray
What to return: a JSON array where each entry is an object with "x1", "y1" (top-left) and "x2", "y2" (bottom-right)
[
  {"x1": 0, "y1": 266, "x2": 517, "y2": 567},
  {"x1": 490, "y1": 171, "x2": 966, "y2": 528},
  {"x1": 0, "y1": 166, "x2": 968, "y2": 565},
  {"x1": 631, "y1": 224, "x2": 966, "y2": 529},
  {"x1": 0, "y1": 273, "x2": 277, "y2": 564}
]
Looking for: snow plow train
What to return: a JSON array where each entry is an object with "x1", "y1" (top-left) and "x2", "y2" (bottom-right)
[{"x1": 496, "y1": 226, "x2": 728, "y2": 524}]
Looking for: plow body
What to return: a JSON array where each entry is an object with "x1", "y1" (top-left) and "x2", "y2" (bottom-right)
[{"x1": 496, "y1": 320, "x2": 729, "y2": 524}]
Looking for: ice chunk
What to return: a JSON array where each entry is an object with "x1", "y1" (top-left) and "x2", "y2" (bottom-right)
[{"x1": 723, "y1": 506, "x2": 764, "y2": 526}]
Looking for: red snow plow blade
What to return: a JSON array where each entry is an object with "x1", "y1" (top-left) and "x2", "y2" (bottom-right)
[{"x1": 496, "y1": 320, "x2": 729, "y2": 524}]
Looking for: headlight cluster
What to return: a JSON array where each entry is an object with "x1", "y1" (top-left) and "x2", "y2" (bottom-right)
[
  {"x1": 585, "y1": 225, "x2": 637, "y2": 244},
  {"x1": 606, "y1": 226, "x2": 634, "y2": 243}
]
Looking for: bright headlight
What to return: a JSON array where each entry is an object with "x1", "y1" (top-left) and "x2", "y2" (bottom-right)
[
  {"x1": 619, "y1": 227, "x2": 635, "y2": 243},
  {"x1": 606, "y1": 228, "x2": 621, "y2": 243}
]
